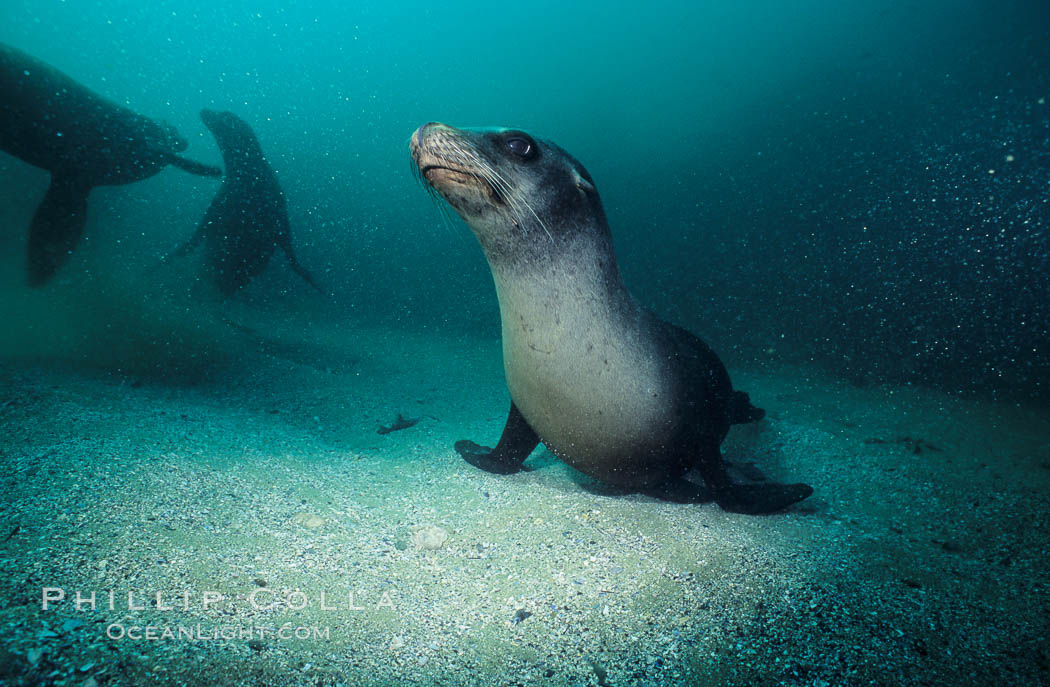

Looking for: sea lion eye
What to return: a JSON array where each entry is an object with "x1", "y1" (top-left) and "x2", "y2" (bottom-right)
[{"x1": 505, "y1": 136, "x2": 534, "y2": 159}]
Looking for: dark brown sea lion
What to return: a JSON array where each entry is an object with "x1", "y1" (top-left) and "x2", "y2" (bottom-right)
[
  {"x1": 0, "y1": 42, "x2": 220, "y2": 285},
  {"x1": 169, "y1": 109, "x2": 320, "y2": 295}
]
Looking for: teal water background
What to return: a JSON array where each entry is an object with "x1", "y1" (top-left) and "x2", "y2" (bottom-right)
[{"x1": 0, "y1": 0, "x2": 1047, "y2": 399}]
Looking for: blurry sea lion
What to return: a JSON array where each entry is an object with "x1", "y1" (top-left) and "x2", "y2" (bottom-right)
[
  {"x1": 410, "y1": 122, "x2": 813, "y2": 514},
  {"x1": 169, "y1": 109, "x2": 321, "y2": 295},
  {"x1": 0, "y1": 42, "x2": 221, "y2": 285}
]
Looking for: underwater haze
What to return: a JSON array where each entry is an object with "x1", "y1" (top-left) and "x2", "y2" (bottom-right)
[
  {"x1": 2, "y1": 1, "x2": 1050, "y2": 686},
  {"x1": 0, "y1": 0, "x2": 1046, "y2": 397}
]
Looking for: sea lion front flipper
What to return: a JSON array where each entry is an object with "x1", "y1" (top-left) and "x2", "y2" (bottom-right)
[
  {"x1": 26, "y1": 174, "x2": 92, "y2": 286},
  {"x1": 454, "y1": 402, "x2": 539, "y2": 475},
  {"x1": 166, "y1": 154, "x2": 223, "y2": 178}
]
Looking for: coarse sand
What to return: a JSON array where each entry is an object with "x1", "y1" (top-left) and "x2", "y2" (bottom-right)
[{"x1": 1, "y1": 314, "x2": 1048, "y2": 686}]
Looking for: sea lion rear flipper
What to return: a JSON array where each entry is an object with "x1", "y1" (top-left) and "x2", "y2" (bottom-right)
[
  {"x1": 26, "y1": 174, "x2": 92, "y2": 286},
  {"x1": 277, "y1": 223, "x2": 325, "y2": 294},
  {"x1": 693, "y1": 440, "x2": 812, "y2": 514},
  {"x1": 642, "y1": 479, "x2": 710, "y2": 503},
  {"x1": 715, "y1": 483, "x2": 814, "y2": 515},
  {"x1": 286, "y1": 257, "x2": 324, "y2": 294},
  {"x1": 454, "y1": 402, "x2": 539, "y2": 474},
  {"x1": 727, "y1": 390, "x2": 765, "y2": 424},
  {"x1": 166, "y1": 154, "x2": 223, "y2": 178},
  {"x1": 162, "y1": 223, "x2": 207, "y2": 262}
]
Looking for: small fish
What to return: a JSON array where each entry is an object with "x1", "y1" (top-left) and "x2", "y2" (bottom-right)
[
  {"x1": 378, "y1": 413, "x2": 421, "y2": 435},
  {"x1": 863, "y1": 436, "x2": 942, "y2": 454}
]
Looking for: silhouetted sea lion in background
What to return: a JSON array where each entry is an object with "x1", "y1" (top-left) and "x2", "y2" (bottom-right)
[
  {"x1": 410, "y1": 123, "x2": 813, "y2": 514},
  {"x1": 0, "y1": 42, "x2": 221, "y2": 285},
  {"x1": 170, "y1": 109, "x2": 321, "y2": 295}
]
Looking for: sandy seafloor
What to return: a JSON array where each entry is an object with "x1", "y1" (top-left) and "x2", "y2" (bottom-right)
[{"x1": 1, "y1": 305, "x2": 1048, "y2": 687}]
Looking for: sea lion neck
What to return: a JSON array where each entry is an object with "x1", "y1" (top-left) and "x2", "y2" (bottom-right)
[{"x1": 489, "y1": 229, "x2": 638, "y2": 340}]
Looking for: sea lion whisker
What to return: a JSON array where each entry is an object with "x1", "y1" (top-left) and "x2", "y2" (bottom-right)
[
  {"x1": 457, "y1": 157, "x2": 529, "y2": 234},
  {"x1": 485, "y1": 172, "x2": 550, "y2": 242},
  {"x1": 479, "y1": 174, "x2": 531, "y2": 236},
  {"x1": 514, "y1": 194, "x2": 554, "y2": 243},
  {"x1": 474, "y1": 170, "x2": 529, "y2": 231},
  {"x1": 422, "y1": 177, "x2": 459, "y2": 235},
  {"x1": 409, "y1": 155, "x2": 424, "y2": 185},
  {"x1": 453, "y1": 147, "x2": 506, "y2": 192},
  {"x1": 463, "y1": 152, "x2": 553, "y2": 242},
  {"x1": 411, "y1": 154, "x2": 473, "y2": 236},
  {"x1": 431, "y1": 194, "x2": 459, "y2": 237},
  {"x1": 451, "y1": 143, "x2": 504, "y2": 186},
  {"x1": 456, "y1": 150, "x2": 537, "y2": 238}
]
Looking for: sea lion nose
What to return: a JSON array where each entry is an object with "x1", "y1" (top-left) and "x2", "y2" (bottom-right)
[
  {"x1": 413, "y1": 122, "x2": 443, "y2": 147},
  {"x1": 420, "y1": 122, "x2": 451, "y2": 137}
]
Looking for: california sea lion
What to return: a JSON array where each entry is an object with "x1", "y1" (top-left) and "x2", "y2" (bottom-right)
[
  {"x1": 0, "y1": 42, "x2": 221, "y2": 285},
  {"x1": 410, "y1": 123, "x2": 813, "y2": 514},
  {"x1": 170, "y1": 109, "x2": 320, "y2": 295}
]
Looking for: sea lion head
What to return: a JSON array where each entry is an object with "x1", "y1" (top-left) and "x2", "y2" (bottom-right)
[
  {"x1": 200, "y1": 109, "x2": 264, "y2": 167},
  {"x1": 410, "y1": 123, "x2": 607, "y2": 263}
]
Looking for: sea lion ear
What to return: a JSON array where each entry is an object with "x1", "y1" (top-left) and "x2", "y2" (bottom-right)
[{"x1": 573, "y1": 169, "x2": 596, "y2": 195}]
